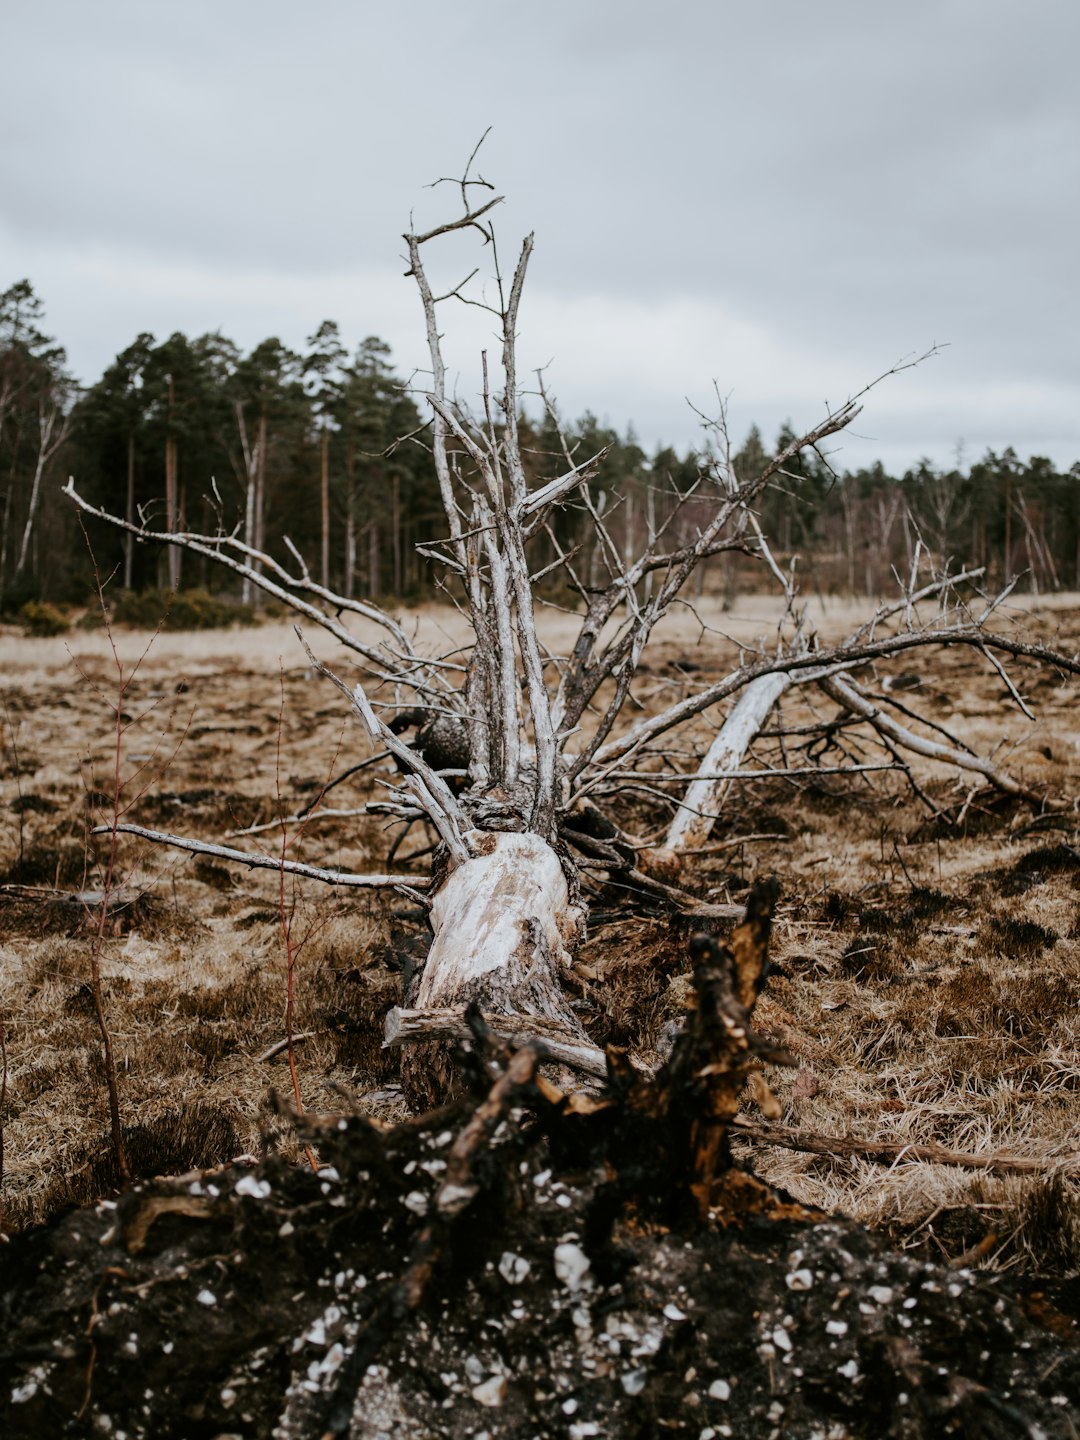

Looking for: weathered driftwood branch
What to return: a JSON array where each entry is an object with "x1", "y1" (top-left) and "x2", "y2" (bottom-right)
[
  {"x1": 90, "y1": 822, "x2": 430, "y2": 893},
  {"x1": 299, "y1": 635, "x2": 473, "y2": 860},
  {"x1": 733, "y1": 1116, "x2": 1080, "y2": 1176}
]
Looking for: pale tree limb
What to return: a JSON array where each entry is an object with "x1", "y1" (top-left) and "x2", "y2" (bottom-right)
[
  {"x1": 61, "y1": 481, "x2": 435, "y2": 691},
  {"x1": 667, "y1": 672, "x2": 795, "y2": 851},
  {"x1": 585, "y1": 626, "x2": 1080, "y2": 786},
  {"x1": 518, "y1": 447, "x2": 608, "y2": 529},
  {"x1": 299, "y1": 636, "x2": 472, "y2": 864},
  {"x1": 90, "y1": 822, "x2": 430, "y2": 894},
  {"x1": 558, "y1": 401, "x2": 865, "y2": 748},
  {"x1": 818, "y1": 672, "x2": 1050, "y2": 805}
]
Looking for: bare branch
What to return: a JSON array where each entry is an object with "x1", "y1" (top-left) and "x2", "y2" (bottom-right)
[
  {"x1": 91, "y1": 823, "x2": 429, "y2": 895},
  {"x1": 299, "y1": 634, "x2": 472, "y2": 864},
  {"x1": 818, "y1": 672, "x2": 1050, "y2": 805},
  {"x1": 733, "y1": 1116, "x2": 1080, "y2": 1177}
]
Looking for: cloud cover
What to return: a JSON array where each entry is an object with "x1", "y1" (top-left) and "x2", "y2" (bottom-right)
[{"x1": 2, "y1": 0, "x2": 1077, "y2": 471}]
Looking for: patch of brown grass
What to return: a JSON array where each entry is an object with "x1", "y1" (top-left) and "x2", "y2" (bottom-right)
[{"x1": 1, "y1": 602, "x2": 1079, "y2": 1282}]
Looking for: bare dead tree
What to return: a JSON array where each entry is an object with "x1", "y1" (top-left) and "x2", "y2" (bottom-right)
[{"x1": 64, "y1": 153, "x2": 1080, "y2": 1105}]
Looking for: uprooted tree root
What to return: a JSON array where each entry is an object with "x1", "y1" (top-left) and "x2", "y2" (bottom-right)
[{"x1": 2, "y1": 881, "x2": 1078, "y2": 1439}]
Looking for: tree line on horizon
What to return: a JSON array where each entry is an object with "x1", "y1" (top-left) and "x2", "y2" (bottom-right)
[{"x1": 3, "y1": 276, "x2": 1079, "y2": 617}]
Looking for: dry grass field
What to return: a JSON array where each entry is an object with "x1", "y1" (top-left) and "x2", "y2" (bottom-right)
[{"x1": 2, "y1": 592, "x2": 1079, "y2": 1288}]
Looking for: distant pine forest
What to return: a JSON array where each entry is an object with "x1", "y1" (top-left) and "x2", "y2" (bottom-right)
[{"x1": 3, "y1": 278, "x2": 1079, "y2": 623}]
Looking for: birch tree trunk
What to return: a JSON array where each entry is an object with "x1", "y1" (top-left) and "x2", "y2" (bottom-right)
[
  {"x1": 123, "y1": 431, "x2": 135, "y2": 590},
  {"x1": 320, "y1": 426, "x2": 330, "y2": 592},
  {"x1": 15, "y1": 401, "x2": 69, "y2": 578}
]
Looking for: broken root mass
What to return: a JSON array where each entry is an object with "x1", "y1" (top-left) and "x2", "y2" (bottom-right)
[{"x1": 2, "y1": 888, "x2": 1077, "y2": 1438}]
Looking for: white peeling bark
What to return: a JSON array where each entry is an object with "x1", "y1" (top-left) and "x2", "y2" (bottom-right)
[
  {"x1": 666, "y1": 672, "x2": 793, "y2": 851},
  {"x1": 415, "y1": 831, "x2": 587, "y2": 1031}
]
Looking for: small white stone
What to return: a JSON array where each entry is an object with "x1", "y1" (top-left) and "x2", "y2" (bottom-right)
[
  {"x1": 278, "y1": 1221, "x2": 295, "y2": 1238},
  {"x1": 837, "y1": 1359, "x2": 859, "y2": 1380},
  {"x1": 785, "y1": 1269, "x2": 814, "y2": 1291},
  {"x1": 663, "y1": 1303, "x2": 688, "y2": 1322},
  {"x1": 868, "y1": 1286, "x2": 894, "y2": 1305},
  {"x1": 621, "y1": 1368, "x2": 647, "y2": 1395},
  {"x1": 403, "y1": 1190, "x2": 429, "y2": 1215},
  {"x1": 825, "y1": 1320, "x2": 848, "y2": 1337},
  {"x1": 220, "y1": 1387, "x2": 237, "y2": 1408},
  {"x1": 321, "y1": 1343, "x2": 345, "y2": 1378},
  {"x1": 562, "y1": 1397, "x2": 578, "y2": 1414},
  {"x1": 471, "y1": 1375, "x2": 507, "y2": 1408},
  {"x1": 436, "y1": 1183, "x2": 476, "y2": 1215},
  {"x1": 771, "y1": 1328, "x2": 793, "y2": 1353},
  {"x1": 234, "y1": 1174, "x2": 271, "y2": 1200},
  {"x1": 498, "y1": 1252, "x2": 531, "y2": 1285},
  {"x1": 554, "y1": 1242, "x2": 591, "y2": 1290},
  {"x1": 708, "y1": 1379, "x2": 731, "y2": 1400},
  {"x1": 196, "y1": 1289, "x2": 217, "y2": 1307}
]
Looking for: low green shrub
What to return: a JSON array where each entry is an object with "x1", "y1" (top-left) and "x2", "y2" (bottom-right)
[
  {"x1": 112, "y1": 588, "x2": 256, "y2": 630},
  {"x1": 18, "y1": 600, "x2": 70, "y2": 637}
]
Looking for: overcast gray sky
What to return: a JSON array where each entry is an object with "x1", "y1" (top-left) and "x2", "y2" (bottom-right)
[{"x1": 3, "y1": 0, "x2": 1077, "y2": 473}]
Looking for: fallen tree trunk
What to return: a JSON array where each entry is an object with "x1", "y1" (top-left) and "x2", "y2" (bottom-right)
[
  {"x1": 415, "y1": 831, "x2": 585, "y2": 1017},
  {"x1": 397, "y1": 829, "x2": 590, "y2": 1108},
  {"x1": 60, "y1": 159, "x2": 1080, "y2": 1127}
]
